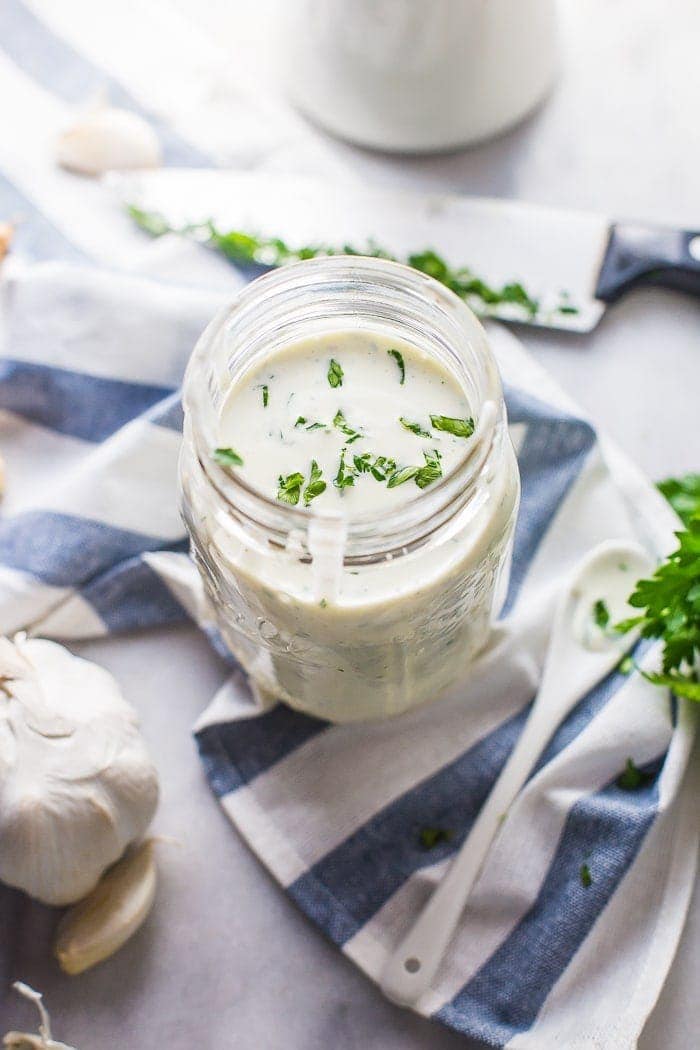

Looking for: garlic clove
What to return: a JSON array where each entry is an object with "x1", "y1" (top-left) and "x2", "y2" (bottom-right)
[
  {"x1": 56, "y1": 106, "x2": 161, "y2": 176},
  {"x1": 54, "y1": 839, "x2": 157, "y2": 975}
]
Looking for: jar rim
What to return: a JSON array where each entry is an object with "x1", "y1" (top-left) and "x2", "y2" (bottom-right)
[{"x1": 182, "y1": 256, "x2": 507, "y2": 560}]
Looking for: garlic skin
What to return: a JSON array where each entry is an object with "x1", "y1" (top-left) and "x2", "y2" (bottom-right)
[
  {"x1": 4, "y1": 983, "x2": 76, "y2": 1050},
  {"x1": 0, "y1": 637, "x2": 158, "y2": 906},
  {"x1": 56, "y1": 106, "x2": 161, "y2": 176}
]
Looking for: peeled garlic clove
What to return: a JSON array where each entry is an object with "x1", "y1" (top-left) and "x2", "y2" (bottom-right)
[
  {"x1": 56, "y1": 106, "x2": 161, "y2": 176},
  {"x1": 54, "y1": 839, "x2": 157, "y2": 975}
]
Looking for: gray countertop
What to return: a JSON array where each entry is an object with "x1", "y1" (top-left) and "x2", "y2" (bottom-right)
[{"x1": 2, "y1": 1, "x2": 699, "y2": 1046}]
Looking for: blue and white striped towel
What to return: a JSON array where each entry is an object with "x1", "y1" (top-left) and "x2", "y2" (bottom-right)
[{"x1": 0, "y1": 4, "x2": 698, "y2": 1048}]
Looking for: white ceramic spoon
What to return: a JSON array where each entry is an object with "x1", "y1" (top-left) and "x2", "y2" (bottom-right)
[{"x1": 380, "y1": 539, "x2": 654, "y2": 1006}]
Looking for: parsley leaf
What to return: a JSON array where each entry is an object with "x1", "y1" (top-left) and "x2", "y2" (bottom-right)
[
  {"x1": 277, "y1": 471, "x2": 305, "y2": 505},
  {"x1": 387, "y1": 465, "x2": 419, "y2": 489},
  {"x1": 262, "y1": 385, "x2": 269, "y2": 408},
  {"x1": 388, "y1": 349, "x2": 405, "y2": 384},
  {"x1": 580, "y1": 863, "x2": 592, "y2": 888},
  {"x1": 419, "y1": 827, "x2": 453, "y2": 850},
  {"x1": 333, "y1": 408, "x2": 362, "y2": 444},
  {"x1": 303, "y1": 460, "x2": 327, "y2": 506},
  {"x1": 328, "y1": 359, "x2": 343, "y2": 388},
  {"x1": 430, "y1": 414, "x2": 475, "y2": 439},
  {"x1": 415, "y1": 448, "x2": 443, "y2": 489},
  {"x1": 295, "y1": 416, "x2": 327, "y2": 431},
  {"x1": 213, "y1": 447, "x2": 243, "y2": 467},
  {"x1": 127, "y1": 207, "x2": 578, "y2": 320},
  {"x1": 657, "y1": 473, "x2": 700, "y2": 528},
  {"x1": 593, "y1": 599, "x2": 610, "y2": 630},
  {"x1": 333, "y1": 448, "x2": 355, "y2": 490},
  {"x1": 399, "y1": 417, "x2": 431, "y2": 438},
  {"x1": 617, "y1": 758, "x2": 654, "y2": 791}
]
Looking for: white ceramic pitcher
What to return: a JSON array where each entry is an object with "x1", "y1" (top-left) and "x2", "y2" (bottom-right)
[{"x1": 282, "y1": 0, "x2": 559, "y2": 153}]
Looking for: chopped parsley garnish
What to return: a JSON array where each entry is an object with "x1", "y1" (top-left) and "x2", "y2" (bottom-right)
[
  {"x1": 430, "y1": 414, "x2": 475, "y2": 439},
  {"x1": 319, "y1": 598, "x2": 328, "y2": 608},
  {"x1": 419, "y1": 827, "x2": 453, "y2": 850},
  {"x1": 295, "y1": 416, "x2": 327, "y2": 431},
  {"x1": 327, "y1": 359, "x2": 343, "y2": 388},
  {"x1": 617, "y1": 758, "x2": 654, "y2": 791},
  {"x1": 387, "y1": 465, "x2": 419, "y2": 489},
  {"x1": 277, "y1": 471, "x2": 304, "y2": 505},
  {"x1": 580, "y1": 863, "x2": 592, "y2": 888},
  {"x1": 618, "y1": 655, "x2": 634, "y2": 675},
  {"x1": 657, "y1": 473, "x2": 700, "y2": 528},
  {"x1": 388, "y1": 349, "x2": 405, "y2": 384},
  {"x1": 399, "y1": 417, "x2": 431, "y2": 438},
  {"x1": 303, "y1": 460, "x2": 326, "y2": 506},
  {"x1": 262, "y1": 385, "x2": 269, "y2": 407},
  {"x1": 213, "y1": 446, "x2": 244, "y2": 467},
  {"x1": 333, "y1": 408, "x2": 362, "y2": 444},
  {"x1": 353, "y1": 452, "x2": 397, "y2": 482},
  {"x1": 277, "y1": 462, "x2": 327, "y2": 506},
  {"x1": 127, "y1": 206, "x2": 578, "y2": 320},
  {"x1": 415, "y1": 448, "x2": 443, "y2": 489},
  {"x1": 592, "y1": 599, "x2": 610, "y2": 630},
  {"x1": 388, "y1": 449, "x2": 443, "y2": 491},
  {"x1": 334, "y1": 448, "x2": 355, "y2": 490}
]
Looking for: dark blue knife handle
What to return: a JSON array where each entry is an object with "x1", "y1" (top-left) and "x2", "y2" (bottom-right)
[{"x1": 595, "y1": 223, "x2": 700, "y2": 303}]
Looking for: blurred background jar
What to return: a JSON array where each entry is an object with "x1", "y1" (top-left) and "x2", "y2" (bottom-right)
[{"x1": 281, "y1": 0, "x2": 559, "y2": 153}]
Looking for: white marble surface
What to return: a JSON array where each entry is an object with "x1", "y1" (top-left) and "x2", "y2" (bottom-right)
[{"x1": 3, "y1": 1, "x2": 699, "y2": 1046}]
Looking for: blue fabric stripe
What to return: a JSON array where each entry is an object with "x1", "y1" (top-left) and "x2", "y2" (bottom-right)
[
  {"x1": 0, "y1": 172, "x2": 88, "y2": 263},
  {"x1": 196, "y1": 706, "x2": 328, "y2": 798},
  {"x1": 284, "y1": 657, "x2": 641, "y2": 946},
  {"x1": 503, "y1": 386, "x2": 596, "y2": 616},
  {"x1": 0, "y1": 0, "x2": 211, "y2": 168},
  {"x1": 0, "y1": 510, "x2": 177, "y2": 587},
  {"x1": 147, "y1": 391, "x2": 184, "y2": 433},
  {"x1": 80, "y1": 548, "x2": 189, "y2": 632},
  {"x1": 288, "y1": 706, "x2": 530, "y2": 946},
  {"x1": 0, "y1": 358, "x2": 177, "y2": 442},
  {"x1": 436, "y1": 764, "x2": 662, "y2": 1045}
]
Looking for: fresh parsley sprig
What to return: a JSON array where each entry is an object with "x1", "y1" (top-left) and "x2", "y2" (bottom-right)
[
  {"x1": 333, "y1": 409, "x2": 362, "y2": 443},
  {"x1": 277, "y1": 461, "x2": 327, "y2": 506},
  {"x1": 430, "y1": 414, "x2": 475, "y2": 439},
  {"x1": 127, "y1": 205, "x2": 579, "y2": 320},
  {"x1": 616, "y1": 516, "x2": 700, "y2": 701},
  {"x1": 213, "y1": 446, "x2": 243, "y2": 467}
]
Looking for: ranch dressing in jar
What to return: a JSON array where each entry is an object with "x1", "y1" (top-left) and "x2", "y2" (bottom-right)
[{"x1": 180, "y1": 258, "x2": 520, "y2": 722}]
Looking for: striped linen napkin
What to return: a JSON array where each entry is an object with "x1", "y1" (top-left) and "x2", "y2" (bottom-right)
[{"x1": 0, "y1": 3, "x2": 697, "y2": 1048}]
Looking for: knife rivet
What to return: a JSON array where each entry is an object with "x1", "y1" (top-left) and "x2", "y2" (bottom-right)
[{"x1": 688, "y1": 235, "x2": 700, "y2": 262}]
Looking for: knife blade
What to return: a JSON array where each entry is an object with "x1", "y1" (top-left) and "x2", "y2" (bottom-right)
[{"x1": 107, "y1": 169, "x2": 700, "y2": 333}]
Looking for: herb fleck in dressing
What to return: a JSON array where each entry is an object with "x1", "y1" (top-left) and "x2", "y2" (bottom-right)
[{"x1": 217, "y1": 331, "x2": 474, "y2": 514}]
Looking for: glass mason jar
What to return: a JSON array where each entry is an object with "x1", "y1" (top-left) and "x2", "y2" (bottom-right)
[{"x1": 179, "y1": 258, "x2": 520, "y2": 722}]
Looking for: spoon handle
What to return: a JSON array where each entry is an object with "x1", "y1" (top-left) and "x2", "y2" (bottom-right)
[{"x1": 380, "y1": 704, "x2": 552, "y2": 1006}]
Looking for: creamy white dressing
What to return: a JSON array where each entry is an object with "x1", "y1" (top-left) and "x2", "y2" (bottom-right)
[
  {"x1": 199, "y1": 328, "x2": 520, "y2": 721},
  {"x1": 218, "y1": 331, "x2": 473, "y2": 514}
]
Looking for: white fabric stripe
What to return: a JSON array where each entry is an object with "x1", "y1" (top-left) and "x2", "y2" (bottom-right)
[
  {"x1": 0, "y1": 565, "x2": 73, "y2": 634},
  {"x1": 506, "y1": 703, "x2": 698, "y2": 1050},
  {"x1": 507, "y1": 421, "x2": 528, "y2": 456},
  {"x1": 0, "y1": 409, "x2": 92, "y2": 518},
  {"x1": 344, "y1": 656, "x2": 672, "y2": 1010},
  {"x1": 221, "y1": 783, "x2": 314, "y2": 888},
  {"x1": 222, "y1": 615, "x2": 548, "y2": 882},
  {"x1": 27, "y1": 589, "x2": 108, "y2": 639},
  {"x1": 2, "y1": 258, "x2": 225, "y2": 384},
  {"x1": 0, "y1": 51, "x2": 153, "y2": 268},
  {"x1": 1, "y1": 414, "x2": 183, "y2": 539}
]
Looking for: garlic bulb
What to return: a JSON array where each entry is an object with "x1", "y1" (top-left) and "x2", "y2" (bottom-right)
[
  {"x1": 0, "y1": 636, "x2": 158, "y2": 905},
  {"x1": 3, "y1": 983, "x2": 76, "y2": 1050},
  {"x1": 56, "y1": 104, "x2": 161, "y2": 176}
]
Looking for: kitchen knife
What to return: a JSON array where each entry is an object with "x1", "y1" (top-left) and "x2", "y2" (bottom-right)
[{"x1": 108, "y1": 169, "x2": 700, "y2": 333}]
